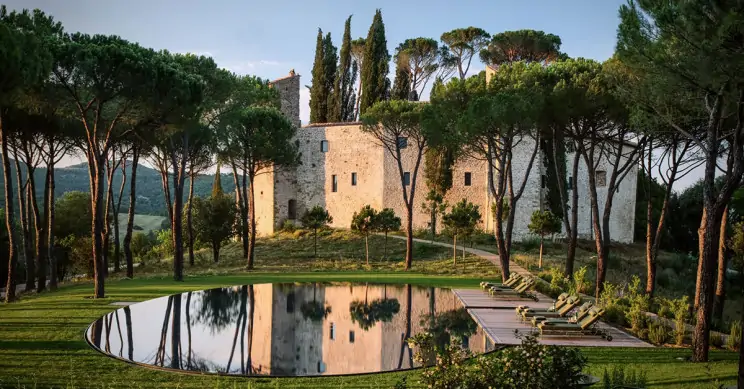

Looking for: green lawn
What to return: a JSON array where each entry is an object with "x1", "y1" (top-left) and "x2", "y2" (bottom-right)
[{"x1": 0, "y1": 232, "x2": 739, "y2": 388}]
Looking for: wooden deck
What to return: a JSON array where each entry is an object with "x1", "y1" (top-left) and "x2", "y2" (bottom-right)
[{"x1": 454, "y1": 289, "x2": 652, "y2": 348}]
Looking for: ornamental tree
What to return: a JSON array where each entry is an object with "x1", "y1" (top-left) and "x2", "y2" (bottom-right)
[
  {"x1": 361, "y1": 100, "x2": 426, "y2": 270},
  {"x1": 527, "y1": 210, "x2": 562, "y2": 268},
  {"x1": 351, "y1": 205, "x2": 378, "y2": 265},
  {"x1": 300, "y1": 206, "x2": 333, "y2": 258},
  {"x1": 442, "y1": 199, "x2": 481, "y2": 265},
  {"x1": 190, "y1": 193, "x2": 236, "y2": 263},
  {"x1": 374, "y1": 208, "x2": 401, "y2": 259}
]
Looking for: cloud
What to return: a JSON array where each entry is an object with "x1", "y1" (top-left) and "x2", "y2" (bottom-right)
[{"x1": 299, "y1": 87, "x2": 310, "y2": 126}]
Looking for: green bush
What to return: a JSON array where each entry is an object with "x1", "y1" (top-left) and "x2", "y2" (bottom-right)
[
  {"x1": 281, "y1": 219, "x2": 297, "y2": 233},
  {"x1": 658, "y1": 295, "x2": 690, "y2": 346},
  {"x1": 535, "y1": 279, "x2": 563, "y2": 299},
  {"x1": 570, "y1": 266, "x2": 588, "y2": 296},
  {"x1": 710, "y1": 331, "x2": 724, "y2": 348},
  {"x1": 727, "y1": 320, "x2": 741, "y2": 351},
  {"x1": 626, "y1": 276, "x2": 650, "y2": 336},
  {"x1": 656, "y1": 267, "x2": 678, "y2": 289},
  {"x1": 647, "y1": 323, "x2": 670, "y2": 346},
  {"x1": 519, "y1": 235, "x2": 542, "y2": 252},
  {"x1": 409, "y1": 331, "x2": 588, "y2": 389},
  {"x1": 602, "y1": 365, "x2": 648, "y2": 389}
]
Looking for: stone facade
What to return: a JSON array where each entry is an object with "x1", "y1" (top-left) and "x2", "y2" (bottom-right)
[{"x1": 254, "y1": 70, "x2": 637, "y2": 243}]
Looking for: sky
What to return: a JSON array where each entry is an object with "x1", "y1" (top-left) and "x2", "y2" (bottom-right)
[{"x1": 5, "y1": 0, "x2": 701, "y2": 188}]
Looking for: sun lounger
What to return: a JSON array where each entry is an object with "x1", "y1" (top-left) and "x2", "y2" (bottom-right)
[
  {"x1": 520, "y1": 295, "x2": 581, "y2": 322},
  {"x1": 537, "y1": 307, "x2": 612, "y2": 341},
  {"x1": 480, "y1": 273, "x2": 522, "y2": 289},
  {"x1": 516, "y1": 292, "x2": 569, "y2": 316},
  {"x1": 488, "y1": 278, "x2": 538, "y2": 301},
  {"x1": 529, "y1": 301, "x2": 594, "y2": 326}
]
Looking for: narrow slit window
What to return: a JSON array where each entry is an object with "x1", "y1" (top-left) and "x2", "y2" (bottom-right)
[
  {"x1": 332, "y1": 175, "x2": 338, "y2": 192},
  {"x1": 286, "y1": 292, "x2": 295, "y2": 313},
  {"x1": 351, "y1": 172, "x2": 357, "y2": 186},
  {"x1": 567, "y1": 177, "x2": 573, "y2": 190},
  {"x1": 403, "y1": 172, "x2": 411, "y2": 186},
  {"x1": 349, "y1": 331, "x2": 355, "y2": 343},
  {"x1": 541, "y1": 175, "x2": 546, "y2": 188},
  {"x1": 330, "y1": 323, "x2": 335, "y2": 340},
  {"x1": 288, "y1": 199, "x2": 297, "y2": 219},
  {"x1": 464, "y1": 172, "x2": 472, "y2": 186},
  {"x1": 321, "y1": 140, "x2": 329, "y2": 153}
]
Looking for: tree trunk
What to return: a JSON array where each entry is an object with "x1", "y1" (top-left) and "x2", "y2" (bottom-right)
[
  {"x1": 47, "y1": 155, "x2": 57, "y2": 290},
  {"x1": 313, "y1": 228, "x2": 318, "y2": 258},
  {"x1": 365, "y1": 234, "x2": 369, "y2": 265},
  {"x1": 103, "y1": 157, "x2": 117, "y2": 278},
  {"x1": 645, "y1": 156, "x2": 655, "y2": 295},
  {"x1": 15, "y1": 158, "x2": 33, "y2": 292},
  {"x1": 246, "y1": 174, "x2": 256, "y2": 270},
  {"x1": 112, "y1": 157, "x2": 127, "y2": 274},
  {"x1": 187, "y1": 171, "x2": 196, "y2": 266},
  {"x1": 27, "y1": 175, "x2": 45, "y2": 293},
  {"x1": 89, "y1": 153, "x2": 106, "y2": 299},
  {"x1": 124, "y1": 306, "x2": 133, "y2": 360},
  {"x1": 123, "y1": 148, "x2": 139, "y2": 279},
  {"x1": 1, "y1": 117, "x2": 19, "y2": 303},
  {"x1": 38, "y1": 161, "x2": 49, "y2": 292},
  {"x1": 405, "y1": 205, "x2": 413, "y2": 270},
  {"x1": 539, "y1": 236, "x2": 544, "y2": 269},
  {"x1": 714, "y1": 206, "x2": 729, "y2": 320},
  {"x1": 738, "y1": 296, "x2": 744, "y2": 389},
  {"x1": 213, "y1": 241, "x2": 221, "y2": 263},
  {"x1": 384, "y1": 231, "x2": 388, "y2": 259},
  {"x1": 453, "y1": 234, "x2": 457, "y2": 265},
  {"x1": 430, "y1": 206, "x2": 436, "y2": 243}
]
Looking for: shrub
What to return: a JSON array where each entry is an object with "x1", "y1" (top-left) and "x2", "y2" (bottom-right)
[
  {"x1": 656, "y1": 267, "x2": 678, "y2": 289},
  {"x1": 647, "y1": 323, "x2": 670, "y2": 346},
  {"x1": 519, "y1": 235, "x2": 542, "y2": 252},
  {"x1": 626, "y1": 276, "x2": 650, "y2": 335},
  {"x1": 710, "y1": 331, "x2": 724, "y2": 348},
  {"x1": 281, "y1": 219, "x2": 297, "y2": 233},
  {"x1": 660, "y1": 295, "x2": 690, "y2": 346},
  {"x1": 570, "y1": 266, "x2": 588, "y2": 296},
  {"x1": 602, "y1": 366, "x2": 648, "y2": 389},
  {"x1": 409, "y1": 331, "x2": 588, "y2": 389},
  {"x1": 548, "y1": 267, "x2": 569, "y2": 291},
  {"x1": 727, "y1": 320, "x2": 741, "y2": 351}
]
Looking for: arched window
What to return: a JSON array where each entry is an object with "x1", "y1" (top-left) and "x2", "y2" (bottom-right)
[{"x1": 288, "y1": 199, "x2": 297, "y2": 219}]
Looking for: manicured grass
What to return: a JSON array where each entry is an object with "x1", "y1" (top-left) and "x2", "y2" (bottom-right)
[
  {"x1": 0, "y1": 232, "x2": 739, "y2": 388},
  {"x1": 0, "y1": 272, "x2": 738, "y2": 389}
]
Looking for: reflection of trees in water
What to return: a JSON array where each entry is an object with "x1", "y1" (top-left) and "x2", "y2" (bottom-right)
[
  {"x1": 300, "y1": 283, "x2": 331, "y2": 322},
  {"x1": 420, "y1": 307, "x2": 478, "y2": 350},
  {"x1": 190, "y1": 287, "x2": 242, "y2": 334},
  {"x1": 349, "y1": 283, "x2": 400, "y2": 331},
  {"x1": 224, "y1": 285, "x2": 261, "y2": 375},
  {"x1": 397, "y1": 284, "x2": 413, "y2": 369}
]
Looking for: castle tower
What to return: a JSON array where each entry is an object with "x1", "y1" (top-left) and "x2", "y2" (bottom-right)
[{"x1": 270, "y1": 69, "x2": 301, "y2": 127}]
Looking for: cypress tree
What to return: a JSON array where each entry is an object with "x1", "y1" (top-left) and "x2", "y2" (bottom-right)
[
  {"x1": 359, "y1": 9, "x2": 390, "y2": 115},
  {"x1": 391, "y1": 58, "x2": 410, "y2": 100},
  {"x1": 330, "y1": 15, "x2": 357, "y2": 122},
  {"x1": 323, "y1": 32, "x2": 337, "y2": 122},
  {"x1": 309, "y1": 28, "x2": 327, "y2": 123},
  {"x1": 212, "y1": 162, "x2": 224, "y2": 198}
]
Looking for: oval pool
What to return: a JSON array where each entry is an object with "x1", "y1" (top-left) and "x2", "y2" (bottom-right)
[{"x1": 85, "y1": 282, "x2": 495, "y2": 377}]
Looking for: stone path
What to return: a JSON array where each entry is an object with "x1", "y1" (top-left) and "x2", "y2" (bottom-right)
[{"x1": 386, "y1": 235, "x2": 531, "y2": 277}]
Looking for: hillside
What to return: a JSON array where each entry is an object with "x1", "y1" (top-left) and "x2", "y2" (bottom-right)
[{"x1": 0, "y1": 160, "x2": 236, "y2": 217}]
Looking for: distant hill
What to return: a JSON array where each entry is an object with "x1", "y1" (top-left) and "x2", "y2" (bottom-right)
[{"x1": 0, "y1": 159, "x2": 236, "y2": 217}]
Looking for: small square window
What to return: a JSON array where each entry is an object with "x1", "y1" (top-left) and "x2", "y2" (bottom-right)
[
  {"x1": 397, "y1": 137, "x2": 408, "y2": 149},
  {"x1": 595, "y1": 170, "x2": 607, "y2": 187},
  {"x1": 464, "y1": 172, "x2": 472, "y2": 186},
  {"x1": 321, "y1": 140, "x2": 329, "y2": 153},
  {"x1": 332, "y1": 175, "x2": 338, "y2": 192},
  {"x1": 567, "y1": 177, "x2": 573, "y2": 190},
  {"x1": 403, "y1": 172, "x2": 411, "y2": 186},
  {"x1": 329, "y1": 323, "x2": 335, "y2": 340},
  {"x1": 349, "y1": 331, "x2": 355, "y2": 343},
  {"x1": 351, "y1": 172, "x2": 357, "y2": 186},
  {"x1": 317, "y1": 361, "x2": 326, "y2": 373}
]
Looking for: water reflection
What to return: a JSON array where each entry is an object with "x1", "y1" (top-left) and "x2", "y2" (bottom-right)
[{"x1": 86, "y1": 283, "x2": 495, "y2": 376}]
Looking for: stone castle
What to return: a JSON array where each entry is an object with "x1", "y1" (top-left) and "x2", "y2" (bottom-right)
[{"x1": 256, "y1": 70, "x2": 637, "y2": 243}]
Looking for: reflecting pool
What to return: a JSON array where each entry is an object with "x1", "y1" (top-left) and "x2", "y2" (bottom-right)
[{"x1": 85, "y1": 283, "x2": 496, "y2": 377}]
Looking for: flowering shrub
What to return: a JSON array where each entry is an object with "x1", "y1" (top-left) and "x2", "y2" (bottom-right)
[{"x1": 408, "y1": 331, "x2": 588, "y2": 389}]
